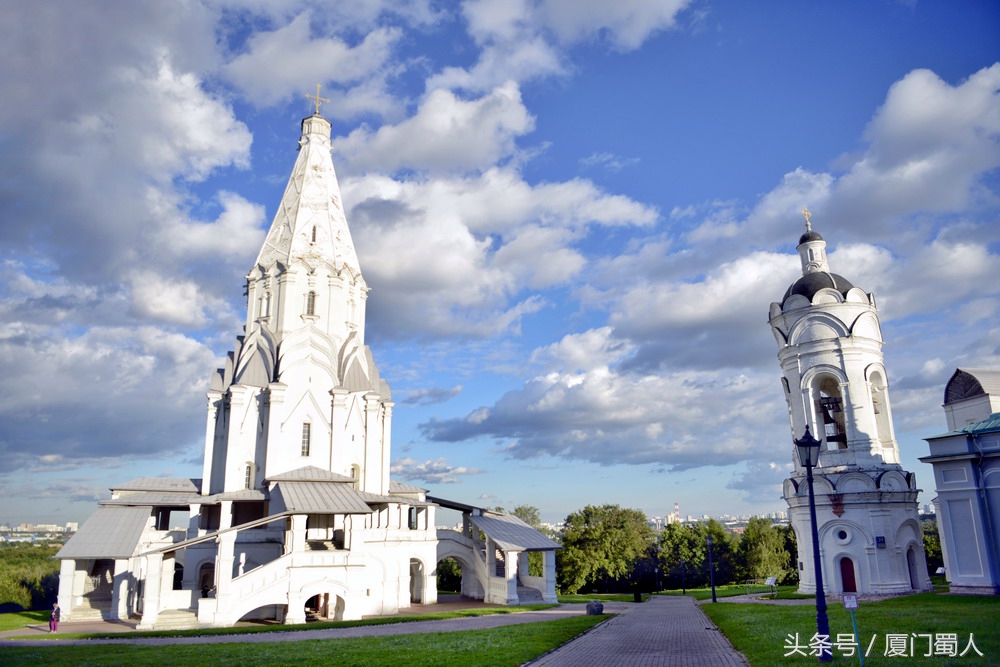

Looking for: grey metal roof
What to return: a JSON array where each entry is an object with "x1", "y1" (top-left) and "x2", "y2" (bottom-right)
[
  {"x1": 102, "y1": 492, "x2": 203, "y2": 506},
  {"x1": 389, "y1": 479, "x2": 427, "y2": 494},
  {"x1": 469, "y1": 513, "x2": 560, "y2": 552},
  {"x1": 57, "y1": 506, "x2": 151, "y2": 559},
  {"x1": 112, "y1": 478, "x2": 201, "y2": 493},
  {"x1": 357, "y1": 491, "x2": 434, "y2": 507},
  {"x1": 214, "y1": 489, "x2": 269, "y2": 501},
  {"x1": 266, "y1": 466, "x2": 355, "y2": 483},
  {"x1": 272, "y1": 482, "x2": 373, "y2": 514}
]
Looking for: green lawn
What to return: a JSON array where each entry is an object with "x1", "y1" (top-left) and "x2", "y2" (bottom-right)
[
  {"x1": 0, "y1": 604, "x2": 558, "y2": 641},
  {"x1": 0, "y1": 615, "x2": 607, "y2": 667},
  {"x1": 0, "y1": 611, "x2": 48, "y2": 633},
  {"x1": 557, "y1": 593, "x2": 647, "y2": 603},
  {"x1": 702, "y1": 592, "x2": 998, "y2": 666},
  {"x1": 660, "y1": 584, "x2": 807, "y2": 601}
]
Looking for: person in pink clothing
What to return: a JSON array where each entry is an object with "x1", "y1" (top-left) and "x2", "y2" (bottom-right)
[{"x1": 49, "y1": 603, "x2": 60, "y2": 632}]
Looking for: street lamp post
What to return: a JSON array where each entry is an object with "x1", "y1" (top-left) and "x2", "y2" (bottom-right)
[
  {"x1": 795, "y1": 426, "x2": 831, "y2": 662},
  {"x1": 681, "y1": 558, "x2": 686, "y2": 594},
  {"x1": 706, "y1": 535, "x2": 717, "y2": 603}
]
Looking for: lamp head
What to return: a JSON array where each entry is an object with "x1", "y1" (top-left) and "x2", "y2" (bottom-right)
[{"x1": 794, "y1": 425, "x2": 822, "y2": 468}]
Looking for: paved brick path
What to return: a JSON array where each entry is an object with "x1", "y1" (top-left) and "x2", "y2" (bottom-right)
[{"x1": 528, "y1": 596, "x2": 748, "y2": 667}]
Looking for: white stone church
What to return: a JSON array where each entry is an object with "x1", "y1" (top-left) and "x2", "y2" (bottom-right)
[
  {"x1": 770, "y1": 219, "x2": 931, "y2": 595},
  {"x1": 56, "y1": 111, "x2": 558, "y2": 628}
]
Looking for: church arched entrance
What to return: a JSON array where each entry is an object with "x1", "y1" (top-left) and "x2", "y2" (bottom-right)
[
  {"x1": 907, "y1": 546, "x2": 919, "y2": 590},
  {"x1": 305, "y1": 593, "x2": 330, "y2": 620},
  {"x1": 839, "y1": 557, "x2": 857, "y2": 593},
  {"x1": 198, "y1": 563, "x2": 215, "y2": 597},
  {"x1": 436, "y1": 557, "x2": 462, "y2": 594},
  {"x1": 410, "y1": 559, "x2": 425, "y2": 603}
]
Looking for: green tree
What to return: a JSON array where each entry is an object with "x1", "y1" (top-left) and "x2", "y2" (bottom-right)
[
  {"x1": 436, "y1": 557, "x2": 462, "y2": 593},
  {"x1": 511, "y1": 505, "x2": 541, "y2": 528},
  {"x1": 656, "y1": 521, "x2": 742, "y2": 589},
  {"x1": 698, "y1": 520, "x2": 738, "y2": 587},
  {"x1": 776, "y1": 523, "x2": 799, "y2": 585},
  {"x1": 736, "y1": 518, "x2": 790, "y2": 582},
  {"x1": 511, "y1": 505, "x2": 545, "y2": 576},
  {"x1": 658, "y1": 523, "x2": 706, "y2": 589},
  {"x1": 922, "y1": 518, "x2": 943, "y2": 574},
  {"x1": 0, "y1": 543, "x2": 61, "y2": 611},
  {"x1": 556, "y1": 504, "x2": 654, "y2": 594}
]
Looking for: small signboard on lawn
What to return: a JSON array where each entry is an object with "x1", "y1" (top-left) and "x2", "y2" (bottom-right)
[{"x1": 842, "y1": 593, "x2": 859, "y2": 610}]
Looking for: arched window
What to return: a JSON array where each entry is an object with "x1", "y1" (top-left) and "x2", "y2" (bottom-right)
[
  {"x1": 244, "y1": 464, "x2": 253, "y2": 489},
  {"x1": 301, "y1": 423, "x2": 311, "y2": 456},
  {"x1": 306, "y1": 291, "x2": 317, "y2": 316},
  {"x1": 815, "y1": 377, "x2": 847, "y2": 449},
  {"x1": 870, "y1": 371, "x2": 893, "y2": 446},
  {"x1": 311, "y1": 225, "x2": 317, "y2": 243}
]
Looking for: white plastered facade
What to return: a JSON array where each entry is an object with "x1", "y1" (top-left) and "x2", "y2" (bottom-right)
[
  {"x1": 56, "y1": 113, "x2": 558, "y2": 628},
  {"x1": 769, "y1": 226, "x2": 931, "y2": 596}
]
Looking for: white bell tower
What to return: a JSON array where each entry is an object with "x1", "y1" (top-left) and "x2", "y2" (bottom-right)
[{"x1": 769, "y1": 210, "x2": 930, "y2": 595}]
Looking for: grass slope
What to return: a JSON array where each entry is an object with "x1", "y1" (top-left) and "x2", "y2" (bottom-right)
[
  {"x1": 702, "y1": 592, "x2": 998, "y2": 666},
  {"x1": 0, "y1": 615, "x2": 607, "y2": 667}
]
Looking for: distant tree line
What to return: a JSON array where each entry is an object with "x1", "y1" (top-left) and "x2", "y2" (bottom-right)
[
  {"x1": 0, "y1": 543, "x2": 61, "y2": 612},
  {"x1": 554, "y1": 504, "x2": 800, "y2": 594},
  {"x1": 553, "y1": 505, "x2": 948, "y2": 594}
]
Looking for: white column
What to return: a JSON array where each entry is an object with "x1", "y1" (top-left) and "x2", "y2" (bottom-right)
[
  {"x1": 201, "y1": 391, "x2": 223, "y2": 495},
  {"x1": 505, "y1": 550, "x2": 518, "y2": 604},
  {"x1": 286, "y1": 514, "x2": 307, "y2": 554},
  {"x1": 264, "y1": 383, "x2": 287, "y2": 476},
  {"x1": 111, "y1": 558, "x2": 131, "y2": 620},
  {"x1": 225, "y1": 387, "x2": 251, "y2": 490},
  {"x1": 542, "y1": 551, "x2": 558, "y2": 602},
  {"x1": 364, "y1": 393, "x2": 383, "y2": 493},
  {"x1": 57, "y1": 559, "x2": 76, "y2": 620},
  {"x1": 138, "y1": 554, "x2": 163, "y2": 629},
  {"x1": 329, "y1": 388, "x2": 348, "y2": 474},
  {"x1": 381, "y1": 401, "x2": 394, "y2": 494}
]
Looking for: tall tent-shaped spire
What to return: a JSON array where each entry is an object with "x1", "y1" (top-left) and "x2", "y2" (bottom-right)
[
  {"x1": 202, "y1": 110, "x2": 391, "y2": 497},
  {"x1": 255, "y1": 114, "x2": 361, "y2": 277}
]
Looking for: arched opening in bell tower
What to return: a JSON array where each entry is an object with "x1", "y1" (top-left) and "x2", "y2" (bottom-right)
[
  {"x1": 869, "y1": 370, "x2": 893, "y2": 446},
  {"x1": 815, "y1": 376, "x2": 847, "y2": 450}
]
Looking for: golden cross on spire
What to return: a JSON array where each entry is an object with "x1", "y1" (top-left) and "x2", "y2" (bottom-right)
[
  {"x1": 305, "y1": 84, "x2": 330, "y2": 116},
  {"x1": 801, "y1": 206, "x2": 813, "y2": 233}
]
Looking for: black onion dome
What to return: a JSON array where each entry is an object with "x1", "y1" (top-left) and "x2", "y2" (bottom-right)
[
  {"x1": 798, "y1": 230, "x2": 824, "y2": 245},
  {"x1": 782, "y1": 271, "x2": 855, "y2": 303}
]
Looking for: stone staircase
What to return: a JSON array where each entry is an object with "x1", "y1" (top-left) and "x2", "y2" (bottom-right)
[
  {"x1": 145, "y1": 608, "x2": 204, "y2": 630},
  {"x1": 516, "y1": 585, "x2": 544, "y2": 603},
  {"x1": 67, "y1": 605, "x2": 107, "y2": 622}
]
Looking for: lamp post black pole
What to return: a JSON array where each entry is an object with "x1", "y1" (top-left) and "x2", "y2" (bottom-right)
[
  {"x1": 707, "y1": 535, "x2": 717, "y2": 603},
  {"x1": 681, "y1": 558, "x2": 686, "y2": 595},
  {"x1": 797, "y1": 427, "x2": 832, "y2": 663}
]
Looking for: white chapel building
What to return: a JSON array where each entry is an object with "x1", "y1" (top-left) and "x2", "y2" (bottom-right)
[
  {"x1": 56, "y1": 110, "x2": 558, "y2": 628},
  {"x1": 769, "y1": 218, "x2": 931, "y2": 595},
  {"x1": 921, "y1": 368, "x2": 1000, "y2": 595}
]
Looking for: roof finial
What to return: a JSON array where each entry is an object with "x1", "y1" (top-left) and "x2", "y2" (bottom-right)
[
  {"x1": 801, "y1": 205, "x2": 812, "y2": 233},
  {"x1": 305, "y1": 84, "x2": 330, "y2": 116}
]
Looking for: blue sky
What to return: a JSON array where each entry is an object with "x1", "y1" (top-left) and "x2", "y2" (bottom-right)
[{"x1": 1, "y1": 1, "x2": 999, "y2": 526}]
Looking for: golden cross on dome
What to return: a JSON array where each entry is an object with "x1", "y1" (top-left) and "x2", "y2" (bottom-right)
[
  {"x1": 801, "y1": 206, "x2": 813, "y2": 233},
  {"x1": 305, "y1": 84, "x2": 330, "y2": 116}
]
